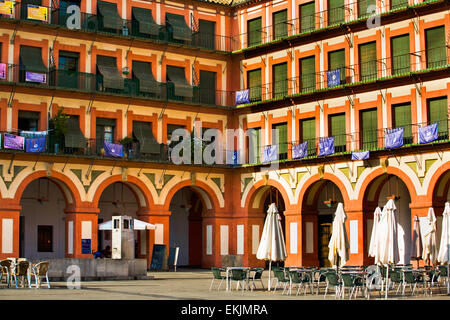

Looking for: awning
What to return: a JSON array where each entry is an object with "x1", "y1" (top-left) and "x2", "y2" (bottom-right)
[
  {"x1": 166, "y1": 66, "x2": 193, "y2": 98},
  {"x1": 65, "y1": 117, "x2": 87, "y2": 149},
  {"x1": 132, "y1": 121, "x2": 161, "y2": 154},
  {"x1": 97, "y1": 55, "x2": 124, "y2": 90},
  {"x1": 132, "y1": 61, "x2": 160, "y2": 95},
  {"x1": 97, "y1": 1, "x2": 122, "y2": 31},
  {"x1": 19, "y1": 46, "x2": 47, "y2": 73},
  {"x1": 132, "y1": 7, "x2": 160, "y2": 36},
  {"x1": 98, "y1": 219, "x2": 156, "y2": 230},
  {"x1": 166, "y1": 13, "x2": 192, "y2": 41}
]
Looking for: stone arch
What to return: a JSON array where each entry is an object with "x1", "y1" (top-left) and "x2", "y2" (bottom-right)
[
  {"x1": 243, "y1": 178, "x2": 293, "y2": 211},
  {"x1": 426, "y1": 161, "x2": 450, "y2": 203}
]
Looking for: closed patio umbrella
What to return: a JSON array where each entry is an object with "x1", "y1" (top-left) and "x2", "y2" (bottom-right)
[
  {"x1": 256, "y1": 203, "x2": 287, "y2": 291},
  {"x1": 422, "y1": 207, "x2": 437, "y2": 266},
  {"x1": 377, "y1": 199, "x2": 399, "y2": 299},
  {"x1": 328, "y1": 202, "x2": 349, "y2": 270},
  {"x1": 437, "y1": 202, "x2": 450, "y2": 293},
  {"x1": 368, "y1": 207, "x2": 382, "y2": 258},
  {"x1": 410, "y1": 215, "x2": 423, "y2": 269}
]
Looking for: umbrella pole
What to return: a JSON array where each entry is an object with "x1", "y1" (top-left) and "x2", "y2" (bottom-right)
[
  {"x1": 447, "y1": 264, "x2": 449, "y2": 295},
  {"x1": 385, "y1": 264, "x2": 389, "y2": 300},
  {"x1": 268, "y1": 261, "x2": 272, "y2": 291}
]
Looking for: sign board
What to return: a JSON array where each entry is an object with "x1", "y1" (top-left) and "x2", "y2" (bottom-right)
[
  {"x1": 26, "y1": 71, "x2": 46, "y2": 83},
  {"x1": 150, "y1": 244, "x2": 167, "y2": 270},
  {"x1": 0, "y1": 1, "x2": 13, "y2": 16},
  {"x1": 27, "y1": 4, "x2": 47, "y2": 21},
  {"x1": 167, "y1": 247, "x2": 179, "y2": 271},
  {"x1": 81, "y1": 239, "x2": 91, "y2": 254}
]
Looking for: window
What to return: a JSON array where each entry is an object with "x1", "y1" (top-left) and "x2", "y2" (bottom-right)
[
  {"x1": 427, "y1": 97, "x2": 448, "y2": 140},
  {"x1": 166, "y1": 13, "x2": 192, "y2": 43},
  {"x1": 272, "y1": 62, "x2": 288, "y2": 98},
  {"x1": 166, "y1": 65, "x2": 193, "y2": 100},
  {"x1": 392, "y1": 103, "x2": 412, "y2": 144},
  {"x1": 18, "y1": 110, "x2": 40, "y2": 131},
  {"x1": 390, "y1": 0, "x2": 408, "y2": 10},
  {"x1": 37, "y1": 225, "x2": 52, "y2": 252},
  {"x1": 198, "y1": 19, "x2": 216, "y2": 50},
  {"x1": 64, "y1": 115, "x2": 86, "y2": 150},
  {"x1": 132, "y1": 60, "x2": 160, "y2": 96},
  {"x1": 247, "y1": 17, "x2": 262, "y2": 47},
  {"x1": 97, "y1": 1, "x2": 122, "y2": 33},
  {"x1": 96, "y1": 55, "x2": 124, "y2": 91},
  {"x1": 273, "y1": 9, "x2": 288, "y2": 40},
  {"x1": 96, "y1": 117, "x2": 116, "y2": 152},
  {"x1": 358, "y1": 0, "x2": 375, "y2": 18},
  {"x1": 19, "y1": 45, "x2": 47, "y2": 84},
  {"x1": 425, "y1": 26, "x2": 446, "y2": 68},
  {"x1": 359, "y1": 41, "x2": 377, "y2": 81},
  {"x1": 299, "y1": 2, "x2": 315, "y2": 33},
  {"x1": 58, "y1": 0, "x2": 81, "y2": 28},
  {"x1": 247, "y1": 68, "x2": 262, "y2": 102},
  {"x1": 329, "y1": 113, "x2": 346, "y2": 152},
  {"x1": 391, "y1": 34, "x2": 410, "y2": 75},
  {"x1": 360, "y1": 108, "x2": 378, "y2": 150},
  {"x1": 328, "y1": 0, "x2": 345, "y2": 25},
  {"x1": 300, "y1": 56, "x2": 316, "y2": 92},
  {"x1": 272, "y1": 122, "x2": 287, "y2": 160},
  {"x1": 20, "y1": 0, "x2": 42, "y2": 20},
  {"x1": 300, "y1": 118, "x2": 316, "y2": 156},
  {"x1": 247, "y1": 127, "x2": 261, "y2": 163},
  {"x1": 58, "y1": 51, "x2": 79, "y2": 89},
  {"x1": 131, "y1": 7, "x2": 159, "y2": 38},
  {"x1": 199, "y1": 70, "x2": 216, "y2": 105},
  {"x1": 167, "y1": 124, "x2": 186, "y2": 147},
  {"x1": 328, "y1": 49, "x2": 346, "y2": 85}
]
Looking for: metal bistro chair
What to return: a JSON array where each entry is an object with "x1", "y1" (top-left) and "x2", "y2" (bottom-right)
[
  {"x1": 388, "y1": 269, "x2": 404, "y2": 295},
  {"x1": 249, "y1": 268, "x2": 264, "y2": 291},
  {"x1": 273, "y1": 269, "x2": 290, "y2": 295},
  {"x1": 424, "y1": 268, "x2": 441, "y2": 296},
  {"x1": 437, "y1": 266, "x2": 449, "y2": 291},
  {"x1": 13, "y1": 260, "x2": 31, "y2": 288},
  {"x1": 324, "y1": 271, "x2": 342, "y2": 299},
  {"x1": 0, "y1": 259, "x2": 12, "y2": 287},
  {"x1": 209, "y1": 267, "x2": 226, "y2": 291},
  {"x1": 402, "y1": 271, "x2": 425, "y2": 296},
  {"x1": 288, "y1": 271, "x2": 309, "y2": 296},
  {"x1": 230, "y1": 269, "x2": 248, "y2": 294},
  {"x1": 31, "y1": 261, "x2": 50, "y2": 289},
  {"x1": 340, "y1": 273, "x2": 365, "y2": 299}
]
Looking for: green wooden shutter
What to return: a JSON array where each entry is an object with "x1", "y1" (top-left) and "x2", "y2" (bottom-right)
[
  {"x1": 199, "y1": 70, "x2": 216, "y2": 105},
  {"x1": 360, "y1": 108, "x2": 378, "y2": 150},
  {"x1": 428, "y1": 97, "x2": 448, "y2": 139},
  {"x1": 301, "y1": 118, "x2": 316, "y2": 155},
  {"x1": 248, "y1": 69, "x2": 262, "y2": 102},
  {"x1": 329, "y1": 49, "x2": 346, "y2": 83},
  {"x1": 273, "y1": 62, "x2": 287, "y2": 98},
  {"x1": 358, "y1": 0, "x2": 376, "y2": 18},
  {"x1": 273, "y1": 10, "x2": 288, "y2": 40},
  {"x1": 330, "y1": 113, "x2": 346, "y2": 152},
  {"x1": 328, "y1": 0, "x2": 345, "y2": 25},
  {"x1": 273, "y1": 122, "x2": 287, "y2": 159},
  {"x1": 300, "y1": 2, "x2": 315, "y2": 33},
  {"x1": 426, "y1": 26, "x2": 445, "y2": 68},
  {"x1": 393, "y1": 103, "x2": 412, "y2": 144},
  {"x1": 248, "y1": 127, "x2": 261, "y2": 163},
  {"x1": 391, "y1": 34, "x2": 410, "y2": 75},
  {"x1": 359, "y1": 41, "x2": 377, "y2": 81},
  {"x1": 391, "y1": 0, "x2": 408, "y2": 9},
  {"x1": 198, "y1": 19, "x2": 216, "y2": 50},
  {"x1": 248, "y1": 17, "x2": 262, "y2": 47},
  {"x1": 300, "y1": 56, "x2": 316, "y2": 92}
]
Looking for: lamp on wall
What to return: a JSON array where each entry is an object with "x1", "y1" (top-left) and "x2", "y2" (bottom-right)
[{"x1": 323, "y1": 181, "x2": 336, "y2": 208}]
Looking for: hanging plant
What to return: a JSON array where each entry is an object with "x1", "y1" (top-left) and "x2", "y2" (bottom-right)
[{"x1": 52, "y1": 108, "x2": 69, "y2": 139}]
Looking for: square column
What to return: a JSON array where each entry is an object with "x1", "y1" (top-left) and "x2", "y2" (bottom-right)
[
  {"x1": 0, "y1": 207, "x2": 20, "y2": 260},
  {"x1": 65, "y1": 210, "x2": 98, "y2": 258}
]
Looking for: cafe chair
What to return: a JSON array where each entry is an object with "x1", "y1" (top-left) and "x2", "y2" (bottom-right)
[
  {"x1": 250, "y1": 268, "x2": 264, "y2": 291},
  {"x1": 14, "y1": 260, "x2": 31, "y2": 288},
  {"x1": 230, "y1": 269, "x2": 248, "y2": 294},
  {"x1": 31, "y1": 261, "x2": 50, "y2": 289},
  {"x1": 0, "y1": 259, "x2": 12, "y2": 287},
  {"x1": 209, "y1": 267, "x2": 226, "y2": 291}
]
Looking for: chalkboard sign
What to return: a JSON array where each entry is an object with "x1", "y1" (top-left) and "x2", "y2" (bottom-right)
[
  {"x1": 168, "y1": 247, "x2": 179, "y2": 271},
  {"x1": 81, "y1": 239, "x2": 91, "y2": 254},
  {"x1": 150, "y1": 244, "x2": 167, "y2": 270}
]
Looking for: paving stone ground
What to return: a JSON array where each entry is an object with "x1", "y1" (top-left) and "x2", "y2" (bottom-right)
[{"x1": 0, "y1": 268, "x2": 449, "y2": 300}]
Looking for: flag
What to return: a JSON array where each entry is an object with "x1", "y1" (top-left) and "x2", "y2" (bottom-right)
[
  {"x1": 263, "y1": 145, "x2": 277, "y2": 163},
  {"x1": 327, "y1": 69, "x2": 341, "y2": 87},
  {"x1": 4, "y1": 133, "x2": 24, "y2": 150},
  {"x1": 318, "y1": 137, "x2": 334, "y2": 156},
  {"x1": 418, "y1": 122, "x2": 438, "y2": 144},
  {"x1": 236, "y1": 89, "x2": 250, "y2": 105},
  {"x1": 25, "y1": 136, "x2": 46, "y2": 153},
  {"x1": 385, "y1": 127, "x2": 404, "y2": 149},
  {"x1": 292, "y1": 141, "x2": 308, "y2": 159},
  {"x1": 351, "y1": 150, "x2": 370, "y2": 160},
  {"x1": 104, "y1": 141, "x2": 123, "y2": 157},
  {"x1": 226, "y1": 150, "x2": 240, "y2": 165}
]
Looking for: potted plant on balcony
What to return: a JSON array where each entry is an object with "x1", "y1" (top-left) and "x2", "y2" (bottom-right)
[
  {"x1": 119, "y1": 136, "x2": 134, "y2": 158},
  {"x1": 51, "y1": 108, "x2": 69, "y2": 153}
]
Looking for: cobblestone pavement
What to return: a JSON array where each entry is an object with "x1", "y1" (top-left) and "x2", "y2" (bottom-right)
[{"x1": 0, "y1": 268, "x2": 449, "y2": 300}]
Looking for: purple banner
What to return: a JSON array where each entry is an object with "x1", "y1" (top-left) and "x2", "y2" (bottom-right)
[
  {"x1": 4, "y1": 133, "x2": 24, "y2": 150},
  {"x1": 292, "y1": 141, "x2": 308, "y2": 159},
  {"x1": 26, "y1": 71, "x2": 46, "y2": 83},
  {"x1": 263, "y1": 145, "x2": 277, "y2": 163},
  {"x1": 236, "y1": 89, "x2": 250, "y2": 105},
  {"x1": 385, "y1": 127, "x2": 404, "y2": 149},
  {"x1": 104, "y1": 141, "x2": 123, "y2": 158},
  {"x1": 0, "y1": 63, "x2": 6, "y2": 80},
  {"x1": 419, "y1": 122, "x2": 438, "y2": 144},
  {"x1": 351, "y1": 150, "x2": 370, "y2": 160},
  {"x1": 318, "y1": 136, "x2": 335, "y2": 156},
  {"x1": 25, "y1": 136, "x2": 46, "y2": 153}
]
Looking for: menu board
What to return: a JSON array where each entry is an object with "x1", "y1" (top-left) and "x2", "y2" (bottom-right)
[
  {"x1": 150, "y1": 244, "x2": 167, "y2": 270},
  {"x1": 27, "y1": 4, "x2": 47, "y2": 21},
  {"x1": 0, "y1": 1, "x2": 13, "y2": 16}
]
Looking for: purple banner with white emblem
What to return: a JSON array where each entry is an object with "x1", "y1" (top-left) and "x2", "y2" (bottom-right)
[
  {"x1": 327, "y1": 69, "x2": 341, "y2": 87},
  {"x1": 418, "y1": 122, "x2": 438, "y2": 144},
  {"x1": 292, "y1": 141, "x2": 308, "y2": 159},
  {"x1": 263, "y1": 145, "x2": 277, "y2": 163},
  {"x1": 104, "y1": 141, "x2": 123, "y2": 157},
  {"x1": 236, "y1": 89, "x2": 250, "y2": 105},
  {"x1": 26, "y1": 71, "x2": 47, "y2": 83},
  {"x1": 351, "y1": 150, "x2": 370, "y2": 160},
  {"x1": 4, "y1": 133, "x2": 24, "y2": 150},
  {"x1": 318, "y1": 136, "x2": 334, "y2": 156},
  {"x1": 385, "y1": 127, "x2": 404, "y2": 149},
  {"x1": 25, "y1": 136, "x2": 46, "y2": 153}
]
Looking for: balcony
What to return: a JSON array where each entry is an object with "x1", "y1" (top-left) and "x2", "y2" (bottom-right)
[
  {"x1": 0, "y1": 65, "x2": 236, "y2": 108},
  {"x1": 237, "y1": 47, "x2": 450, "y2": 106},
  {"x1": 246, "y1": 118, "x2": 450, "y2": 165},
  {"x1": 0, "y1": 3, "x2": 234, "y2": 53}
]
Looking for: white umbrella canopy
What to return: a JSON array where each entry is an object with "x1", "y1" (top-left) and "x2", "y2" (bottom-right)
[
  {"x1": 368, "y1": 207, "x2": 382, "y2": 258},
  {"x1": 98, "y1": 219, "x2": 156, "y2": 230},
  {"x1": 256, "y1": 203, "x2": 287, "y2": 290},
  {"x1": 437, "y1": 202, "x2": 450, "y2": 293},
  {"x1": 422, "y1": 207, "x2": 437, "y2": 266},
  {"x1": 376, "y1": 199, "x2": 399, "y2": 299},
  {"x1": 328, "y1": 202, "x2": 349, "y2": 268}
]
